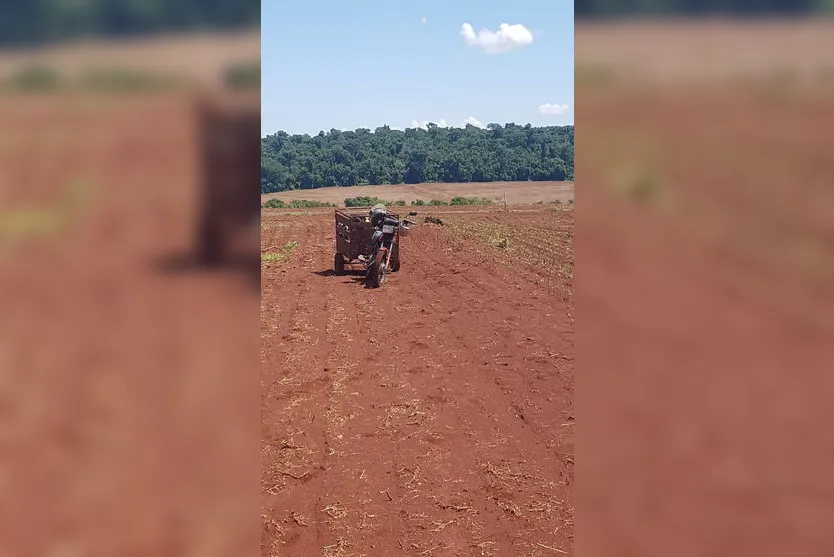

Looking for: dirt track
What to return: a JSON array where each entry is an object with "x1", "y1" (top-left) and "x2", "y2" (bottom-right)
[{"x1": 261, "y1": 208, "x2": 574, "y2": 556}]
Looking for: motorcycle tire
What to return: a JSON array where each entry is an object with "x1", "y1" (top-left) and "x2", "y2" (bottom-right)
[
  {"x1": 391, "y1": 243, "x2": 400, "y2": 272},
  {"x1": 368, "y1": 248, "x2": 387, "y2": 288}
]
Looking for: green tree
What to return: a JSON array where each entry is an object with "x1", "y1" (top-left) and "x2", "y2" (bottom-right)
[
  {"x1": 261, "y1": 123, "x2": 574, "y2": 192},
  {"x1": 0, "y1": 0, "x2": 259, "y2": 46}
]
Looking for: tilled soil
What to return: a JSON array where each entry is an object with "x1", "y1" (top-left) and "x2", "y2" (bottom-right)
[
  {"x1": 261, "y1": 209, "x2": 574, "y2": 556},
  {"x1": 576, "y1": 77, "x2": 834, "y2": 555},
  {"x1": 0, "y1": 94, "x2": 259, "y2": 557}
]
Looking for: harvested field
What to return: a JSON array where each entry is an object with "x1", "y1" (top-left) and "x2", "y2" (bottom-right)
[
  {"x1": 0, "y1": 29, "x2": 260, "y2": 87},
  {"x1": 261, "y1": 181, "x2": 574, "y2": 207},
  {"x1": 579, "y1": 82, "x2": 834, "y2": 557},
  {"x1": 576, "y1": 19, "x2": 834, "y2": 82},
  {"x1": 261, "y1": 206, "x2": 574, "y2": 555},
  {"x1": 0, "y1": 93, "x2": 258, "y2": 555},
  {"x1": 577, "y1": 19, "x2": 834, "y2": 557}
]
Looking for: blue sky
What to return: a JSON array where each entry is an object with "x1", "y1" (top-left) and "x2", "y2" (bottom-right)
[{"x1": 261, "y1": 0, "x2": 573, "y2": 136}]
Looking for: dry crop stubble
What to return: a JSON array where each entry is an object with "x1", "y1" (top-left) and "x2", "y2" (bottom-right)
[
  {"x1": 262, "y1": 204, "x2": 573, "y2": 555},
  {"x1": 261, "y1": 181, "x2": 574, "y2": 207},
  {"x1": 577, "y1": 17, "x2": 834, "y2": 557}
]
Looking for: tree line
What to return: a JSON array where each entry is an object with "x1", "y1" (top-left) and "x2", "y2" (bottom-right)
[
  {"x1": 0, "y1": 0, "x2": 258, "y2": 46},
  {"x1": 261, "y1": 123, "x2": 574, "y2": 193},
  {"x1": 575, "y1": 0, "x2": 834, "y2": 16}
]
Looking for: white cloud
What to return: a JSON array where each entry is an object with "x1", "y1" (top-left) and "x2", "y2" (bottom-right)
[
  {"x1": 538, "y1": 103, "x2": 570, "y2": 116},
  {"x1": 460, "y1": 22, "x2": 533, "y2": 54},
  {"x1": 410, "y1": 119, "x2": 449, "y2": 130},
  {"x1": 408, "y1": 117, "x2": 486, "y2": 130},
  {"x1": 421, "y1": 16, "x2": 427, "y2": 24}
]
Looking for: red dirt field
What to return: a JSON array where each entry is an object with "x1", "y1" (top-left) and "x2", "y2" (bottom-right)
[
  {"x1": 261, "y1": 206, "x2": 574, "y2": 555},
  {"x1": 0, "y1": 93, "x2": 258, "y2": 556},
  {"x1": 576, "y1": 20, "x2": 834, "y2": 555},
  {"x1": 261, "y1": 181, "x2": 574, "y2": 207}
]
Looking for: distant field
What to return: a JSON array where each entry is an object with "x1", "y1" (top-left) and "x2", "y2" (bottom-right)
[
  {"x1": 261, "y1": 181, "x2": 574, "y2": 206},
  {"x1": 0, "y1": 28, "x2": 260, "y2": 87},
  {"x1": 576, "y1": 19, "x2": 834, "y2": 81}
]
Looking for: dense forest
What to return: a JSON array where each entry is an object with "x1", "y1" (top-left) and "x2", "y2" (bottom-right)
[
  {"x1": 261, "y1": 123, "x2": 574, "y2": 193},
  {"x1": 575, "y1": 0, "x2": 834, "y2": 16},
  {"x1": 0, "y1": 0, "x2": 259, "y2": 46}
]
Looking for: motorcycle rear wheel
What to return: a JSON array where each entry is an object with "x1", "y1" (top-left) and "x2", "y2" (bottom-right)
[
  {"x1": 368, "y1": 249, "x2": 387, "y2": 288},
  {"x1": 391, "y1": 242, "x2": 400, "y2": 272}
]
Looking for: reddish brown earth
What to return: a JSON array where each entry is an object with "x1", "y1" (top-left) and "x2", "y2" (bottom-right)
[
  {"x1": 0, "y1": 93, "x2": 258, "y2": 556},
  {"x1": 575, "y1": 44, "x2": 834, "y2": 554},
  {"x1": 261, "y1": 207, "x2": 574, "y2": 556}
]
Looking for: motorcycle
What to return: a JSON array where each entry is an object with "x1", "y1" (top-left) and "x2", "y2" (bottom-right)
[{"x1": 360, "y1": 216, "x2": 413, "y2": 288}]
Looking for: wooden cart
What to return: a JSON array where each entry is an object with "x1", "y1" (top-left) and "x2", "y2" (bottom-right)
[
  {"x1": 333, "y1": 209, "x2": 400, "y2": 275},
  {"x1": 195, "y1": 92, "x2": 259, "y2": 267}
]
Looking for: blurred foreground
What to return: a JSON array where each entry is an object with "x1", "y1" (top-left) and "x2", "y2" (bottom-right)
[
  {"x1": 0, "y1": 31, "x2": 259, "y2": 557},
  {"x1": 577, "y1": 17, "x2": 834, "y2": 557}
]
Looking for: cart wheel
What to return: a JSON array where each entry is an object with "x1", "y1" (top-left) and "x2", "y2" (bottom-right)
[{"x1": 334, "y1": 253, "x2": 345, "y2": 275}]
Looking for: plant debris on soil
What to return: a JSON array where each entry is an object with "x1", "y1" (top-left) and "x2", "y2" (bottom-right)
[{"x1": 261, "y1": 205, "x2": 574, "y2": 556}]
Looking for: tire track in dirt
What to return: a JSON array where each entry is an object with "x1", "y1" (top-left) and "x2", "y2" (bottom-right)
[
  {"x1": 262, "y1": 213, "x2": 574, "y2": 556},
  {"x1": 262, "y1": 217, "x2": 403, "y2": 554},
  {"x1": 393, "y1": 227, "x2": 574, "y2": 554},
  {"x1": 262, "y1": 218, "x2": 334, "y2": 555}
]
